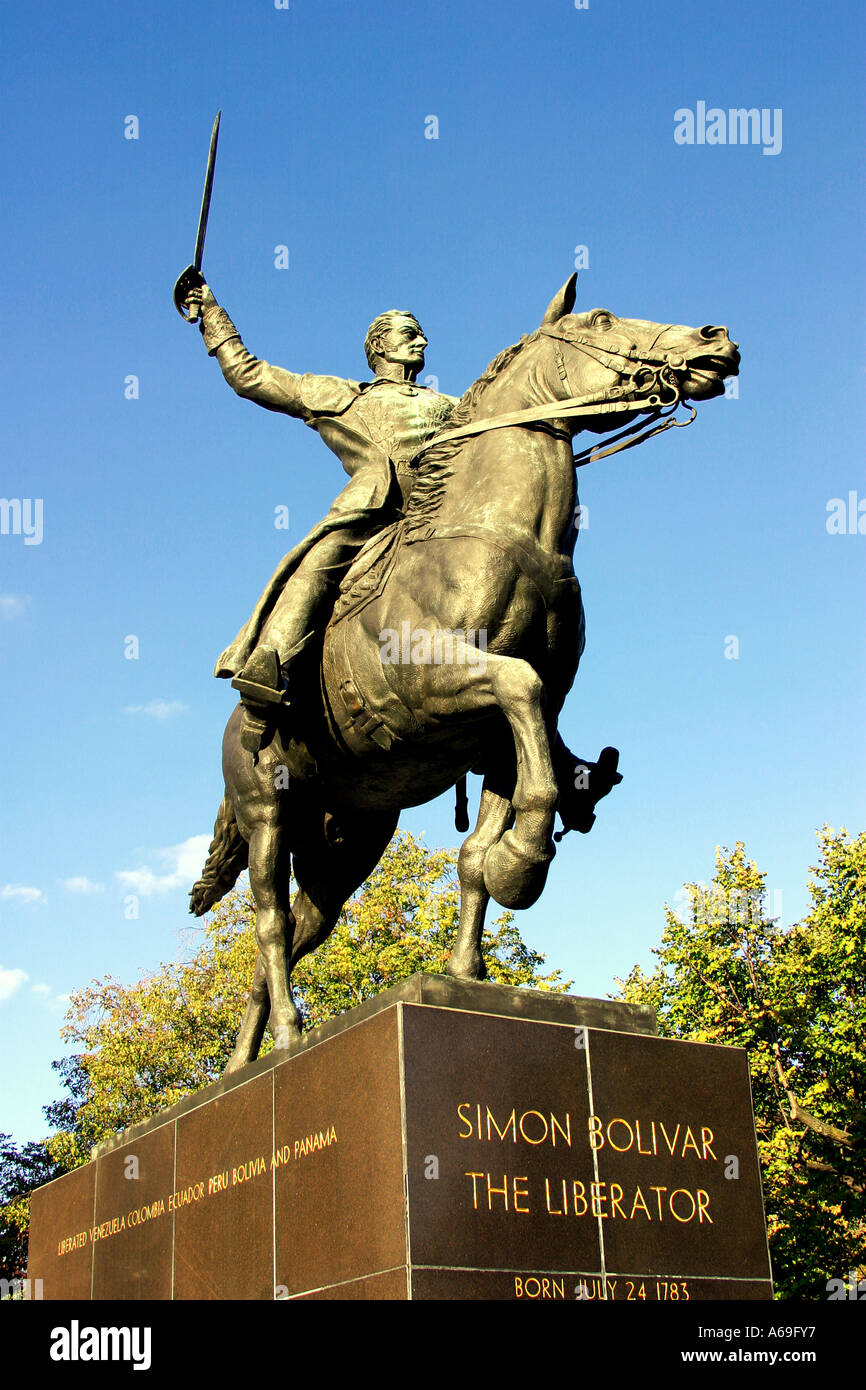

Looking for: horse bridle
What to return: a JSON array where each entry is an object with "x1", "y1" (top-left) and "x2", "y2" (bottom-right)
[
  {"x1": 549, "y1": 321, "x2": 698, "y2": 467},
  {"x1": 423, "y1": 319, "x2": 698, "y2": 467}
]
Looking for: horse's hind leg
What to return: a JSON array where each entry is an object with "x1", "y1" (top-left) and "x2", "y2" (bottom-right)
[
  {"x1": 248, "y1": 819, "x2": 301, "y2": 1044},
  {"x1": 289, "y1": 800, "x2": 399, "y2": 970},
  {"x1": 226, "y1": 954, "x2": 270, "y2": 1074},
  {"x1": 226, "y1": 798, "x2": 398, "y2": 1071},
  {"x1": 448, "y1": 777, "x2": 513, "y2": 981}
]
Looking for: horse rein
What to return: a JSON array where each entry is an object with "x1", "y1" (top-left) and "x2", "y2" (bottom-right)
[{"x1": 421, "y1": 321, "x2": 698, "y2": 467}]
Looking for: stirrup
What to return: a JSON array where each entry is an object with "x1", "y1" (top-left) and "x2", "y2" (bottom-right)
[{"x1": 231, "y1": 647, "x2": 288, "y2": 706}]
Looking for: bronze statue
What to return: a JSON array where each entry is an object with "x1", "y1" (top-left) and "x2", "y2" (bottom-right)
[
  {"x1": 187, "y1": 284, "x2": 458, "y2": 754},
  {"x1": 176, "y1": 120, "x2": 738, "y2": 1073}
]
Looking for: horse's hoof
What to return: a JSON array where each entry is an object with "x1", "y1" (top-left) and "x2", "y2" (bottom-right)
[
  {"x1": 446, "y1": 950, "x2": 487, "y2": 982},
  {"x1": 484, "y1": 831, "x2": 554, "y2": 910},
  {"x1": 269, "y1": 1012, "x2": 302, "y2": 1051},
  {"x1": 223, "y1": 1051, "x2": 253, "y2": 1077}
]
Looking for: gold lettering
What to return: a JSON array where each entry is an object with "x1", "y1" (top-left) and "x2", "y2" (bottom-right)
[
  {"x1": 524, "y1": 1277, "x2": 541, "y2": 1298},
  {"x1": 697, "y1": 1189, "x2": 712, "y2": 1224},
  {"x1": 635, "y1": 1119, "x2": 653, "y2": 1155},
  {"x1": 550, "y1": 1112, "x2": 572, "y2": 1147},
  {"x1": 513, "y1": 1175, "x2": 530, "y2": 1213},
  {"x1": 486, "y1": 1107, "x2": 517, "y2": 1143},
  {"x1": 465, "y1": 1172, "x2": 484, "y2": 1210},
  {"x1": 681, "y1": 1126, "x2": 701, "y2": 1157},
  {"x1": 545, "y1": 1178, "x2": 563, "y2": 1215},
  {"x1": 650, "y1": 1185, "x2": 667, "y2": 1220},
  {"x1": 552, "y1": 1278, "x2": 565, "y2": 1298},
  {"x1": 572, "y1": 1180, "x2": 588, "y2": 1216},
  {"x1": 457, "y1": 1103, "x2": 473, "y2": 1139},
  {"x1": 514, "y1": 1276, "x2": 523, "y2": 1297},
  {"x1": 610, "y1": 1182, "x2": 626, "y2": 1219},
  {"x1": 587, "y1": 1114, "x2": 604, "y2": 1150},
  {"x1": 669, "y1": 1188, "x2": 697, "y2": 1222},
  {"x1": 701, "y1": 1126, "x2": 716, "y2": 1161},
  {"x1": 659, "y1": 1122, "x2": 680, "y2": 1156},
  {"x1": 607, "y1": 1117, "x2": 634, "y2": 1152},
  {"x1": 590, "y1": 1181, "x2": 608, "y2": 1218},
  {"x1": 487, "y1": 1173, "x2": 508, "y2": 1210},
  {"x1": 630, "y1": 1186, "x2": 651, "y2": 1220},
  {"x1": 518, "y1": 1110, "x2": 549, "y2": 1144},
  {"x1": 476, "y1": 1103, "x2": 482, "y2": 1140}
]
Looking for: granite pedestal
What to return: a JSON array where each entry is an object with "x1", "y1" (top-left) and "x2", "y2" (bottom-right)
[{"x1": 28, "y1": 973, "x2": 773, "y2": 1300}]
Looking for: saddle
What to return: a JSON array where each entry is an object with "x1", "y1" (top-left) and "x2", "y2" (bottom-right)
[{"x1": 329, "y1": 520, "x2": 405, "y2": 627}]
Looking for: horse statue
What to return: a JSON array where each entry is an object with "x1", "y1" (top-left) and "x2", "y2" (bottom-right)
[{"x1": 189, "y1": 273, "x2": 738, "y2": 1072}]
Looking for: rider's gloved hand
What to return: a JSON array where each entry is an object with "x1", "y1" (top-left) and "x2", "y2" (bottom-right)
[
  {"x1": 192, "y1": 284, "x2": 242, "y2": 356},
  {"x1": 185, "y1": 282, "x2": 216, "y2": 316}
]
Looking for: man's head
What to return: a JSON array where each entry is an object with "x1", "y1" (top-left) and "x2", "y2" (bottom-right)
[{"x1": 364, "y1": 311, "x2": 427, "y2": 381}]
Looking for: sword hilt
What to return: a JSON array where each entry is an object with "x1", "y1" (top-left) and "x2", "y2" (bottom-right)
[{"x1": 173, "y1": 265, "x2": 205, "y2": 322}]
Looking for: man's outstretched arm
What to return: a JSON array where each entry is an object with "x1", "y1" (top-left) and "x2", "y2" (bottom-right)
[{"x1": 185, "y1": 282, "x2": 357, "y2": 419}]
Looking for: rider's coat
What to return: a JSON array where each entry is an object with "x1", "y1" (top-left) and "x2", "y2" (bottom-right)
[{"x1": 200, "y1": 301, "x2": 457, "y2": 674}]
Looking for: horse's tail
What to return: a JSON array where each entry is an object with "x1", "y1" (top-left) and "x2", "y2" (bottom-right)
[{"x1": 189, "y1": 794, "x2": 249, "y2": 917}]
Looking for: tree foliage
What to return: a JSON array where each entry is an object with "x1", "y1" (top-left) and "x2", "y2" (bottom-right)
[
  {"x1": 0, "y1": 831, "x2": 568, "y2": 1271},
  {"x1": 616, "y1": 828, "x2": 865, "y2": 1299}
]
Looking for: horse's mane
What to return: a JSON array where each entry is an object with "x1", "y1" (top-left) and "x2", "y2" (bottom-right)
[{"x1": 404, "y1": 330, "x2": 541, "y2": 527}]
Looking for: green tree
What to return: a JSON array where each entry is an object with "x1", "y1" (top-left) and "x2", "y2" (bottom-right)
[
  {"x1": 5, "y1": 832, "x2": 568, "y2": 1232},
  {"x1": 0, "y1": 1135, "x2": 67, "y2": 1281},
  {"x1": 616, "y1": 828, "x2": 865, "y2": 1299}
]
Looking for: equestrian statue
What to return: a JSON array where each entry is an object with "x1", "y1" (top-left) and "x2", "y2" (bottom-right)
[{"x1": 174, "y1": 119, "x2": 739, "y2": 1073}]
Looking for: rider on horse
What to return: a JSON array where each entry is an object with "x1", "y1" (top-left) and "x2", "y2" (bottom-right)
[{"x1": 185, "y1": 282, "x2": 458, "y2": 750}]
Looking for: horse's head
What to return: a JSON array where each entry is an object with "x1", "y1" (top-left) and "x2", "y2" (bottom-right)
[{"x1": 539, "y1": 274, "x2": 739, "y2": 420}]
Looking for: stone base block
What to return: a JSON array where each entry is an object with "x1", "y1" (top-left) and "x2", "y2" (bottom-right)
[{"x1": 28, "y1": 973, "x2": 772, "y2": 1300}]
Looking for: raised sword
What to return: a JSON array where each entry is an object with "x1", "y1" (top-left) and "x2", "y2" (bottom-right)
[{"x1": 173, "y1": 111, "x2": 221, "y2": 322}]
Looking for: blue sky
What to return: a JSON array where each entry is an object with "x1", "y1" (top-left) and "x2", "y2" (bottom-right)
[{"x1": 1, "y1": 0, "x2": 863, "y2": 1144}]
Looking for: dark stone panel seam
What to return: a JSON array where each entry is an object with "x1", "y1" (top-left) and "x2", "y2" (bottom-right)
[{"x1": 287, "y1": 1262, "x2": 409, "y2": 1298}]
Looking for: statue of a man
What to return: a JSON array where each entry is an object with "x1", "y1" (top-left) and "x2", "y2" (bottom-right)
[{"x1": 185, "y1": 282, "x2": 458, "y2": 747}]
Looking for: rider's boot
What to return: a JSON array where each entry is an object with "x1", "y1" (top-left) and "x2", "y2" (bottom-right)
[
  {"x1": 232, "y1": 635, "x2": 316, "y2": 756},
  {"x1": 554, "y1": 744, "x2": 623, "y2": 838}
]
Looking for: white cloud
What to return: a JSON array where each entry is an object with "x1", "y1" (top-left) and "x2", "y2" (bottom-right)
[
  {"x1": 116, "y1": 833, "x2": 210, "y2": 897},
  {"x1": 0, "y1": 967, "x2": 28, "y2": 1001},
  {"x1": 124, "y1": 700, "x2": 188, "y2": 720},
  {"x1": 29, "y1": 983, "x2": 70, "y2": 1012},
  {"x1": 0, "y1": 594, "x2": 30, "y2": 619},
  {"x1": 1, "y1": 884, "x2": 43, "y2": 903},
  {"x1": 61, "y1": 876, "x2": 105, "y2": 894}
]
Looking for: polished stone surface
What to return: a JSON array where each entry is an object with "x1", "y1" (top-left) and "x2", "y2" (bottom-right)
[
  {"x1": 89, "y1": 973, "x2": 655, "y2": 1160},
  {"x1": 28, "y1": 992, "x2": 771, "y2": 1300},
  {"x1": 91, "y1": 1123, "x2": 174, "y2": 1300}
]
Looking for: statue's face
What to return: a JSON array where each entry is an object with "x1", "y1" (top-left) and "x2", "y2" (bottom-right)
[{"x1": 373, "y1": 315, "x2": 427, "y2": 374}]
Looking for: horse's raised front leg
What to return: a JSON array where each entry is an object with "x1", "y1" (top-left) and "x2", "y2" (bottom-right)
[
  {"x1": 412, "y1": 637, "x2": 558, "y2": 910},
  {"x1": 448, "y1": 778, "x2": 514, "y2": 980}
]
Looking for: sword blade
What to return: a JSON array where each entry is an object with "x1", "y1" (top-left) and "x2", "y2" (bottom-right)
[{"x1": 193, "y1": 111, "x2": 221, "y2": 272}]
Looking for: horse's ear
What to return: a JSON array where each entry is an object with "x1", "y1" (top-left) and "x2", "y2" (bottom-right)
[{"x1": 541, "y1": 272, "x2": 577, "y2": 325}]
